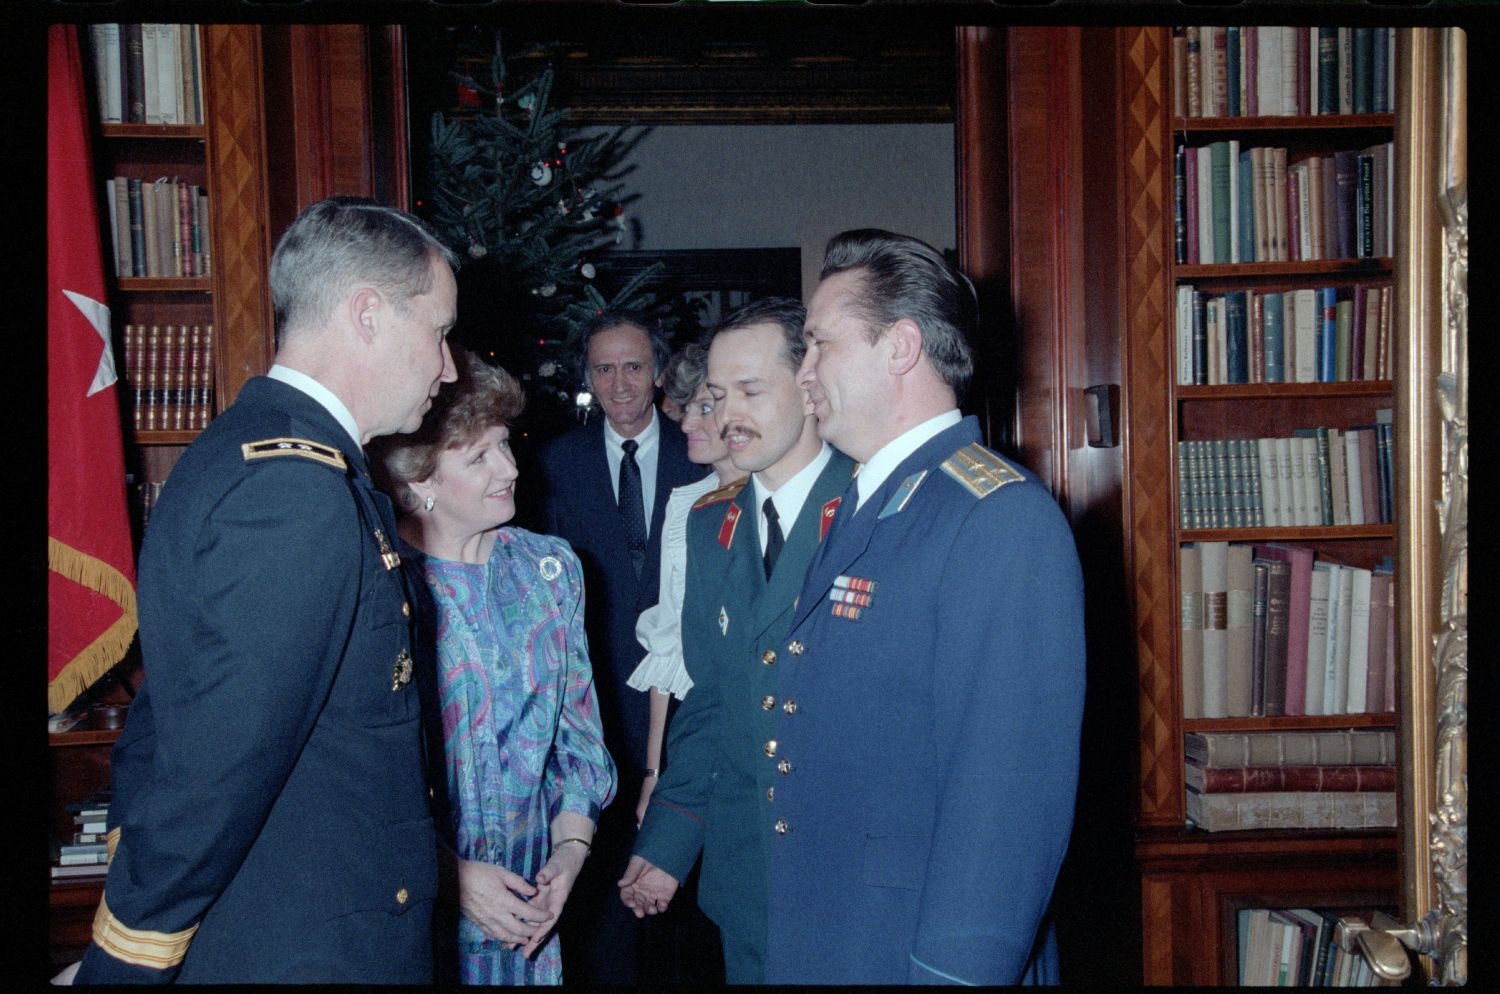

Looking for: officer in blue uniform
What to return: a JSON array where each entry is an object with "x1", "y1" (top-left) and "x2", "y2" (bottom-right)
[
  {"x1": 765, "y1": 229, "x2": 1086, "y2": 985},
  {"x1": 74, "y1": 198, "x2": 459, "y2": 983},
  {"x1": 619, "y1": 299, "x2": 856, "y2": 982}
]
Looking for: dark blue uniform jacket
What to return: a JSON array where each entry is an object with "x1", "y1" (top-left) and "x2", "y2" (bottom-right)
[
  {"x1": 764, "y1": 417, "x2": 1086, "y2": 986},
  {"x1": 75, "y1": 377, "x2": 437, "y2": 984}
]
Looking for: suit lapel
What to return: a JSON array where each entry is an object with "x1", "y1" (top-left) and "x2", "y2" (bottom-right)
[{"x1": 790, "y1": 423, "x2": 980, "y2": 632}]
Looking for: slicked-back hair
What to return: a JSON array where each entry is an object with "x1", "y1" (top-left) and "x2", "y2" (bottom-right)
[
  {"x1": 662, "y1": 341, "x2": 710, "y2": 407},
  {"x1": 708, "y1": 296, "x2": 808, "y2": 374},
  {"x1": 574, "y1": 309, "x2": 671, "y2": 392},
  {"x1": 820, "y1": 229, "x2": 976, "y2": 397},
  {"x1": 270, "y1": 196, "x2": 457, "y2": 345},
  {"x1": 369, "y1": 349, "x2": 526, "y2": 514}
]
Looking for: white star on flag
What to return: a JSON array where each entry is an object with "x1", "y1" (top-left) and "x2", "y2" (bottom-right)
[{"x1": 63, "y1": 288, "x2": 116, "y2": 396}]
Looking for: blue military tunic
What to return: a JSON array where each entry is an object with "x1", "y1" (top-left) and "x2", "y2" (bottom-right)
[
  {"x1": 634, "y1": 450, "x2": 856, "y2": 983},
  {"x1": 763, "y1": 417, "x2": 1085, "y2": 986},
  {"x1": 75, "y1": 377, "x2": 437, "y2": 984}
]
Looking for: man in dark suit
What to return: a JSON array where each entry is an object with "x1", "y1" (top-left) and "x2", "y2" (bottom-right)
[
  {"x1": 536, "y1": 310, "x2": 703, "y2": 983},
  {"x1": 74, "y1": 198, "x2": 458, "y2": 983},
  {"x1": 765, "y1": 229, "x2": 1086, "y2": 985},
  {"x1": 618, "y1": 298, "x2": 855, "y2": 982}
]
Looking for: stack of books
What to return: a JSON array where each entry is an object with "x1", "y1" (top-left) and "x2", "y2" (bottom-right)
[
  {"x1": 1180, "y1": 544, "x2": 1396, "y2": 720},
  {"x1": 88, "y1": 24, "x2": 205, "y2": 126},
  {"x1": 123, "y1": 324, "x2": 216, "y2": 432},
  {"x1": 1185, "y1": 729, "x2": 1397, "y2": 832},
  {"x1": 52, "y1": 792, "x2": 112, "y2": 881},
  {"x1": 1238, "y1": 907, "x2": 1403, "y2": 986},
  {"x1": 1173, "y1": 26, "x2": 1396, "y2": 120},
  {"x1": 1177, "y1": 415, "x2": 1394, "y2": 530},
  {"x1": 1175, "y1": 283, "x2": 1392, "y2": 386},
  {"x1": 1173, "y1": 142, "x2": 1393, "y2": 267},
  {"x1": 104, "y1": 175, "x2": 211, "y2": 280}
]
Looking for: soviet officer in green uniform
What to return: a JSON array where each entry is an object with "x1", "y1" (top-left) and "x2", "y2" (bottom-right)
[{"x1": 617, "y1": 297, "x2": 855, "y2": 982}]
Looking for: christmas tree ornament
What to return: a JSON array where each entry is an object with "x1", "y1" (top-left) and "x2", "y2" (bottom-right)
[
  {"x1": 538, "y1": 283, "x2": 557, "y2": 298},
  {"x1": 538, "y1": 361, "x2": 558, "y2": 378},
  {"x1": 467, "y1": 241, "x2": 487, "y2": 259},
  {"x1": 530, "y1": 161, "x2": 552, "y2": 185},
  {"x1": 579, "y1": 262, "x2": 596, "y2": 280}
]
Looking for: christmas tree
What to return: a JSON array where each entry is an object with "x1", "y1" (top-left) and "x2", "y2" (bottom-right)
[{"x1": 423, "y1": 32, "x2": 662, "y2": 427}]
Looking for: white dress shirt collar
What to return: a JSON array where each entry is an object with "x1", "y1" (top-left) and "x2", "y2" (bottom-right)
[
  {"x1": 853, "y1": 409, "x2": 962, "y2": 513},
  {"x1": 603, "y1": 408, "x2": 662, "y2": 530},
  {"x1": 752, "y1": 442, "x2": 833, "y2": 552},
  {"x1": 266, "y1": 364, "x2": 362, "y2": 451}
]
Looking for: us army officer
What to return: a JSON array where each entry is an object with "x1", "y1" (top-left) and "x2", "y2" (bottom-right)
[{"x1": 75, "y1": 198, "x2": 458, "y2": 983}]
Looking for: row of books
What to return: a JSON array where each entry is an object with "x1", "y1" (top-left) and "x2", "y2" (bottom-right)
[
  {"x1": 1186, "y1": 729, "x2": 1398, "y2": 833},
  {"x1": 1174, "y1": 142, "x2": 1393, "y2": 266},
  {"x1": 1178, "y1": 421, "x2": 1394, "y2": 531},
  {"x1": 88, "y1": 24, "x2": 205, "y2": 126},
  {"x1": 104, "y1": 175, "x2": 211, "y2": 280},
  {"x1": 52, "y1": 792, "x2": 112, "y2": 881},
  {"x1": 1181, "y1": 544, "x2": 1397, "y2": 721},
  {"x1": 1173, "y1": 25, "x2": 1396, "y2": 120},
  {"x1": 123, "y1": 324, "x2": 217, "y2": 432},
  {"x1": 1175, "y1": 283, "x2": 1392, "y2": 385},
  {"x1": 1237, "y1": 907, "x2": 1401, "y2": 986}
]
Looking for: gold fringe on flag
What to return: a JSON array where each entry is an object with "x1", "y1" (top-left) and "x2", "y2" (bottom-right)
[{"x1": 48, "y1": 536, "x2": 138, "y2": 715}]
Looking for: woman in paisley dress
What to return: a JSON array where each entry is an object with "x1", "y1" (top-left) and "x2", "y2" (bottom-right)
[{"x1": 372, "y1": 350, "x2": 615, "y2": 984}]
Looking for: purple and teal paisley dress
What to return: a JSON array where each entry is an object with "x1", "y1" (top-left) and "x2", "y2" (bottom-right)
[{"x1": 417, "y1": 528, "x2": 616, "y2": 985}]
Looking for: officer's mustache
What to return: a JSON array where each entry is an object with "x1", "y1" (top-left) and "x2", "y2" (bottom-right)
[{"x1": 720, "y1": 423, "x2": 761, "y2": 442}]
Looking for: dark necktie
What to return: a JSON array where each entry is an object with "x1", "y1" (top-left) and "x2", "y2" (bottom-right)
[
  {"x1": 763, "y1": 496, "x2": 784, "y2": 579},
  {"x1": 619, "y1": 438, "x2": 647, "y2": 577}
]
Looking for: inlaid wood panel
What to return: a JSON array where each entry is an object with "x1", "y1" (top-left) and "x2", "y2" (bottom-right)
[
  {"x1": 1118, "y1": 25, "x2": 1180, "y2": 827},
  {"x1": 203, "y1": 25, "x2": 274, "y2": 406}
]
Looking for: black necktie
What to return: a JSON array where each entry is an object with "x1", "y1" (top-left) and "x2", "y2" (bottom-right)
[
  {"x1": 763, "y1": 497, "x2": 784, "y2": 579},
  {"x1": 619, "y1": 438, "x2": 647, "y2": 577}
]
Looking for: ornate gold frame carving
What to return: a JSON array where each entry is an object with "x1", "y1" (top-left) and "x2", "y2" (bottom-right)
[{"x1": 1395, "y1": 27, "x2": 1467, "y2": 985}]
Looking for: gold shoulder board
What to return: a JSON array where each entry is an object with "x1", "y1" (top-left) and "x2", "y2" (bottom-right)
[
  {"x1": 692, "y1": 479, "x2": 746, "y2": 510},
  {"x1": 940, "y1": 442, "x2": 1023, "y2": 499},
  {"x1": 241, "y1": 437, "x2": 347, "y2": 471}
]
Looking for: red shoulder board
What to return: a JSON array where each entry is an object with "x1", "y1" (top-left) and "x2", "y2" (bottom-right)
[
  {"x1": 719, "y1": 503, "x2": 742, "y2": 549},
  {"x1": 819, "y1": 495, "x2": 842, "y2": 541}
]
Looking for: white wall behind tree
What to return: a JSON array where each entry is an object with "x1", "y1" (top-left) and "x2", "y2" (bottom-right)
[{"x1": 602, "y1": 123, "x2": 956, "y2": 300}]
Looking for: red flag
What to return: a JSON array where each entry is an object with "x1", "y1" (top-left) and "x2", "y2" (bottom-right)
[{"x1": 48, "y1": 24, "x2": 137, "y2": 713}]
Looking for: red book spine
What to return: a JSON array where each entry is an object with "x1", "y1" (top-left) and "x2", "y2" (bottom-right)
[{"x1": 1196, "y1": 764, "x2": 1396, "y2": 792}]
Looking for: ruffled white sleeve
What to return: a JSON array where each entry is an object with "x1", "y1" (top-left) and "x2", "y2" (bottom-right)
[{"x1": 629, "y1": 473, "x2": 717, "y2": 700}]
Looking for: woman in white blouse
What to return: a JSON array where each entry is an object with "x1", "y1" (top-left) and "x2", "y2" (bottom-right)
[{"x1": 629, "y1": 342, "x2": 743, "y2": 825}]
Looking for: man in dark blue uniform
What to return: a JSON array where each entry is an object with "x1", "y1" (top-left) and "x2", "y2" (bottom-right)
[
  {"x1": 618, "y1": 298, "x2": 856, "y2": 982},
  {"x1": 765, "y1": 229, "x2": 1086, "y2": 985},
  {"x1": 74, "y1": 198, "x2": 459, "y2": 983},
  {"x1": 536, "y1": 311, "x2": 704, "y2": 983}
]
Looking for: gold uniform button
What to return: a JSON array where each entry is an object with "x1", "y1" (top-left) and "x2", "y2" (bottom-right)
[
  {"x1": 761, "y1": 695, "x2": 776, "y2": 710},
  {"x1": 773, "y1": 818, "x2": 789, "y2": 835},
  {"x1": 763, "y1": 739, "x2": 778, "y2": 757},
  {"x1": 788, "y1": 640, "x2": 805, "y2": 656},
  {"x1": 761, "y1": 649, "x2": 777, "y2": 666},
  {"x1": 395, "y1": 887, "x2": 409, "y2": 905},
  {"x1": 777, "y1": 757, "x2": 793, "y2": 775},
  {"x1": 782, "y1": 698, "x2": 799, "y2": 715},
  {"x1": 402, "y1": 601, "x2": 411, "y2": 617}
]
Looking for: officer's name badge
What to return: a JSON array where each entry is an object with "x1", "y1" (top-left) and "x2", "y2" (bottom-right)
[
  {"x1": 374, "y1": 528, "x2": 401, "y2": 571},
  {"x1": 829, "y1": 574, "x2": 877, "y2": 620}
]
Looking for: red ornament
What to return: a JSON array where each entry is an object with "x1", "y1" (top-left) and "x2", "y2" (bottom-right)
[{"x1": 456, "y1": 83, "x2": 480, "y2": 109}]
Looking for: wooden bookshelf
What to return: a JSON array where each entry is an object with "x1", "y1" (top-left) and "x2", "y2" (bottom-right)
[{"x1": 1120, "y1": 24, "x2": 1404, "y2": 985}]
